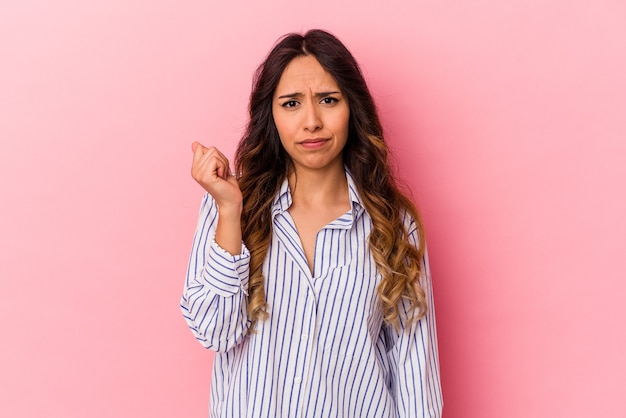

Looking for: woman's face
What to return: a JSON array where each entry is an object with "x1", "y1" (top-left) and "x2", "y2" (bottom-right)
[{"x1": 272, "y1": 55, "x2": 350, "y2": 175}]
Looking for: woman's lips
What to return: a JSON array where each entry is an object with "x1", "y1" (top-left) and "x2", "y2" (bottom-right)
[{"x1": 299, "y1": 138, "x2": 329, "y2": 149}]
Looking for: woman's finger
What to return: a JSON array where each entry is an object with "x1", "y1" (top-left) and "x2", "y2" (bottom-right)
[
  {"x1": 191, "y1": 142, "x2": 210, "y2": 169},
  {"x1": 207, "y1": 148, "x2": 230, "y2": 180}
]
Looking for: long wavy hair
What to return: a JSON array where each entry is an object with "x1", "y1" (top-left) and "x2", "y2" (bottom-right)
[{"x1": 235, "y1": 29, "x2": 427, "y2": 332}]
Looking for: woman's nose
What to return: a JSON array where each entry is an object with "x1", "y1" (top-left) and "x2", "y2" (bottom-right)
[{"x1": 303, "y1": 101, "x2": 322, "y2": 132}]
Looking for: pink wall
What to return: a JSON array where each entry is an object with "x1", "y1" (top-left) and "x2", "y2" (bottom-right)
[{"x1": 1, "y1": 1, "x2": 624, "y2": 417}]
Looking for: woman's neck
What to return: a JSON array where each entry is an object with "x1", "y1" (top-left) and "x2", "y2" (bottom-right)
[{"x1": 287, "y1": 164, "x2": 349, "y2": 209}]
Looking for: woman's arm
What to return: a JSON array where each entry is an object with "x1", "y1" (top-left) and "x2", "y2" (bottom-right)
[
  {"x1": 386, "y1": 219, "x2": 443, "y2": 417},
  {"x1": 181, "y1": 142, "x2": 250, "y2": 352},
  {"x1": 180, "y1": 193, "x2": 251, "y2": 352}
]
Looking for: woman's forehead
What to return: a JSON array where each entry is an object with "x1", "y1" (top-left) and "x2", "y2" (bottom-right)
[{"x1": 274, "y1": 55, "x2": 341, "y2": 95}]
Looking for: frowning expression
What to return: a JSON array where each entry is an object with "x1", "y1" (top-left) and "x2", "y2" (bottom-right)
[{"x1": 272, "y1": 55, "x2": 350, "y2": 175}]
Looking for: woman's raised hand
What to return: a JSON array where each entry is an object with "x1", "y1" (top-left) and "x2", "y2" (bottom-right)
[{"x1": 191, "y1": 142, "x2": 242, "y2": 214}]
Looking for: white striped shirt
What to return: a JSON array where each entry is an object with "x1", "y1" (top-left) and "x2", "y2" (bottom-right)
[{"x1": 181, "y1": 171, "x2": 443, "y2": 418}]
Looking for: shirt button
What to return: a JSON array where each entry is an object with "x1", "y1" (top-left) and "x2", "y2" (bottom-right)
[
  {"x1": 294, "y1": 376, "x2": 302, "y2": 384},
  {"x1": 301, "y1": 334, "x2": 308, "y2": 341}
]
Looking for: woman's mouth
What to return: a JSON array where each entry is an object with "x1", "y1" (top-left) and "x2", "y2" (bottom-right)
[{"x1": 299, "y1": 138, "x2": 329, "y2": 149}]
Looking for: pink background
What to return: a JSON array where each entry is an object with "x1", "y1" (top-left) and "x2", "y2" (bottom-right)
[{"x1": 1, "y1": 1, "x2": 625, "y2": 417}]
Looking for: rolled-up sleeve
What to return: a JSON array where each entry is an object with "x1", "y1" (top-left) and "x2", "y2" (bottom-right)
[{"x1": 180, "y1": 193, "x2": 251, "y2": 352}]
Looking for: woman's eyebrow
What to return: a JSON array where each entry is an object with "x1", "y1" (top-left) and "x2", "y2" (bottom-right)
[
  {"x1": 277, "y1": 92, "x2": 301, "y2": 99},
  {"x1": 315, "y1": 91, "x2": 341, "y2": 97},
  {"x1": 277, "y1": 91, "x2": 341, "y2": 99}
]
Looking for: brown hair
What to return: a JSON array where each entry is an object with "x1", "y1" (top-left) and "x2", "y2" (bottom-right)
[{"x1": 235, "y1": 29, "x2": 427, "y2": 332}]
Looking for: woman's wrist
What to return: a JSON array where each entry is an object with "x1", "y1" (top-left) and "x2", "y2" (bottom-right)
[{"x1": 217, "y1": 202, "x2": 243, "y2": 219}]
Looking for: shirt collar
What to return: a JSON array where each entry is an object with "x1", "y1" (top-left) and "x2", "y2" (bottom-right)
[{"x1": 271, "y1": 168, "x2": 365, "y2": 220}]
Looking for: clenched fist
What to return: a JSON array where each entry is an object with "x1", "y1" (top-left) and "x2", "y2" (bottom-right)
[{"x1": 191, "y1": 142, "x2": 243, "y2": 215}]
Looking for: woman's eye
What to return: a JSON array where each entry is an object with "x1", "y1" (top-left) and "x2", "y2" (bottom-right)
[
  {"x1": 282, "y1": 100, "x2": 298, "y2": 108},
  {"x1": 321, "y1": 97, "x2": 338, "y2": 105}
]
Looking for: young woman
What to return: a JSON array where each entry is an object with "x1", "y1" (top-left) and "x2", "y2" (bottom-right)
[{"x1": 181, "y1": 29, "x2": 442, "y2": 418}]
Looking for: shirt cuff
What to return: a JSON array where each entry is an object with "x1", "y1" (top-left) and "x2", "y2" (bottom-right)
[{"x1": 201, "y1": 239, "x2": 251, "y2": 297}]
